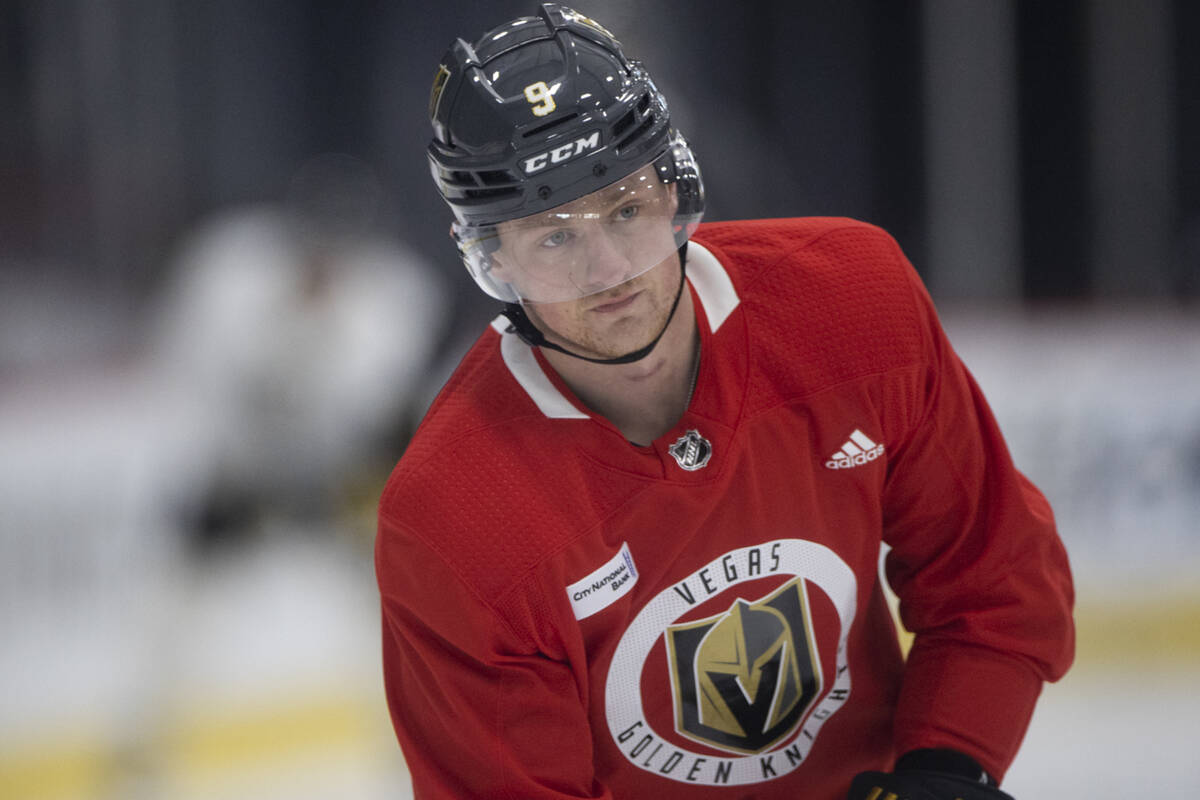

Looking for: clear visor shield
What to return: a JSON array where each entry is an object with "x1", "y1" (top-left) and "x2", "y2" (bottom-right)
[{"x1": 454, "y1": 158, "x2": 700, "y2": 304}]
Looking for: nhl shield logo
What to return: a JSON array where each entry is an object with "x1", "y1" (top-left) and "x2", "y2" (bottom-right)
[
  {"x1": 664, "y1": 578, "x2": 822, "y2": 754},
  {"x1": 668, "y1": 429, "x2": 712, "y2": 471}
]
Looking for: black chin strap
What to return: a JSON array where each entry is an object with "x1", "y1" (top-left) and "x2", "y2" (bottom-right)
[{"x1": 500, "y1": 243, "x2": 689, "y2": 365}]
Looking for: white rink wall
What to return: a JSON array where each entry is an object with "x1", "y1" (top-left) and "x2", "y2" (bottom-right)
[
  {"x1": 941, "y1": 307, "x2": 1200, "y2": 577},
  {"x1": 1, "y1": 306, "x2": 1198, "y2": 798}
]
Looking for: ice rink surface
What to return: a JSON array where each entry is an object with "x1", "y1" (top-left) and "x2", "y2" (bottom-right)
[{"x1": 2, "y1": 307, "x2": 1198, "y2": 797}]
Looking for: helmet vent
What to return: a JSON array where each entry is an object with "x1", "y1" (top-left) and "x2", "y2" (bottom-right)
[
  {"x1": 521, "y1": 112, "x2": 580, "y2": 138},
  {"x1": 463, "y1": 186, "x2": 520, "y2": 202},
  {"x1": 610, "y1": 91, "x2": 656, "y2": 153},
  {"x1": 477, "y1": 169, "x2": 518, "y2": 186},
  {"x1": 615, "y1": 115, "x2": 656, "y2": 154},
  {"x1": 611, "y1": 109, "x2": 636, "y2": 141}
]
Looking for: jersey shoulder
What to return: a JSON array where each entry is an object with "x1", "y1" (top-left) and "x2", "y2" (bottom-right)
[
  {"x1": 695, "y1": 217, "x2": 932, "y2": 403},
  {"x1": 693, "y1": 216, "x2": 906, "y2": 294},
  {"x1": 378, "y1": 327, "x2": 643, "y2": 601}
]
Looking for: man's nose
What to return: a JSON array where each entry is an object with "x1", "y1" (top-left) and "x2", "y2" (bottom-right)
[{"x1": 580, "y1": 227, "x2": 633, "y2": 290}]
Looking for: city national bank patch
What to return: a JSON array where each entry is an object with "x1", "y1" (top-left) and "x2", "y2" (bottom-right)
[{"x1": 567, "y1": 542, "x2": 639, "y2": 620}]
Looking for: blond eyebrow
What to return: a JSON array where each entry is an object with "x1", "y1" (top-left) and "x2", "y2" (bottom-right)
[
  {"x1": 595, "y1": 182, "x2": 630, "y2": 204},
  {"x1": 510, "y1": 173, "x2": 663, "y2": 230},
  {"x1": 597, "y1": 173, "x2": 661, "y2": 204}
]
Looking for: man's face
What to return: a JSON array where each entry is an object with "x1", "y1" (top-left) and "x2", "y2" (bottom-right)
[{"x1": 491, "y1": 164, "x2": 680, "y2": 359}]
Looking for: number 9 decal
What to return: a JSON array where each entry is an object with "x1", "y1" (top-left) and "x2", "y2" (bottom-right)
[{"x1": 523, "y1": 81, "x2": 557, "y2": 117}]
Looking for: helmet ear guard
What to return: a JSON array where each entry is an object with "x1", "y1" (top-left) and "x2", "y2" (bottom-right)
[{"x1": 658, "y1": 132, "x2": 705, "y2": 229}]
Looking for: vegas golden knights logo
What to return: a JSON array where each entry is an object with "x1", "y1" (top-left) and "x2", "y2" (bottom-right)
[{"x1": 664, "y1": 578, "x2": 821, "y2": 754}]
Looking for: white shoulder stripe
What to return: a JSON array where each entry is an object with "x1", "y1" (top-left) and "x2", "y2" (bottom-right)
[
  {"x1": 686, "y1": 241, "x2": 740, "y2": 333},
  {"x1": 491, "y1": 315, "x2": 589, "y2": 419}
]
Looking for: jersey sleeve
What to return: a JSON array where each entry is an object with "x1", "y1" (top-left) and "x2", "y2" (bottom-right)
[
  {"x1": 376, "y1": 512, "x2": 607, "y2": 800},
  {"x1": 878, "y1": 241, "x2": 1075, "y2": 781}
]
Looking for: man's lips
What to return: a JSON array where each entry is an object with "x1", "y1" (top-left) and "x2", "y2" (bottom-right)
[{"x1": 589, "y1": 290, "x2": 642, "y2": 313}]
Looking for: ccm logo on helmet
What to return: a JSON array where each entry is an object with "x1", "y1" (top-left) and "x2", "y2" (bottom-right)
[{"x1": 522, "y1": 131, "x2": 601, "y2": 175}]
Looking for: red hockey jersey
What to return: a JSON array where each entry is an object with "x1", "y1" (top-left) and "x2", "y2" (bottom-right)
[{"x1": 376, "y1": 218, "x2": 1075, "y2": 799}]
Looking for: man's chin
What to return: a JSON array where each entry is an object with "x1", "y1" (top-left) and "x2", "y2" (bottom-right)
[
  {"x1": 526, "y1": 283, "x2": 675, "y2": 361},
  {"x1": 545, "y1": 325, "x2": 662, "y2": 362}
]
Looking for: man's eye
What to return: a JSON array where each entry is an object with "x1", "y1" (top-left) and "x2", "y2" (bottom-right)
[
  {"x1": 540, "y1": 230, "x2": 571, "y2": 248},
  {"x1": 615, "y1": 204, "x2": 640, "y2": 221}
]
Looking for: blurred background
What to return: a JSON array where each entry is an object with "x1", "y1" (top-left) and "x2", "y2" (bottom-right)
[{"x1": 1, "y1": 1, "x2": 1197, "y2": 797}]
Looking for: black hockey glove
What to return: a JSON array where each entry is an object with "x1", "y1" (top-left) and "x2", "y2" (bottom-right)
[{"x1": 845, "y1": 749, "x2": 1014, "y2": 800}]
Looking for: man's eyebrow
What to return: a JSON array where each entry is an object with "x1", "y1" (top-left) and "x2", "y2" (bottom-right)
[
  {"x1": 597, "y1": 175, "x2": 655, "y2": 203},
  {"x1": 595, "y1": 183, "x2": 628, "y2": 203},
  {"x1": 513, "y1": 177, "x2": 660, "y2": 231}
]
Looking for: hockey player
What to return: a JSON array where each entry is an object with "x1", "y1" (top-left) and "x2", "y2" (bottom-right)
[{"x1": 376, "y1": 5, "x2": 1074, "y2": 799}]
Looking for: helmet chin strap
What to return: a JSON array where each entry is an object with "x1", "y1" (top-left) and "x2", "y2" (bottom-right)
[{"x1": 500, "y1": 244, "x2": 688, "y2": 365}]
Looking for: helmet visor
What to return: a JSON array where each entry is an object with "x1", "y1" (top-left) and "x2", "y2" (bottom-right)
[{"x1": 454, "y1": 158, "x2": 698, "y2": 304}]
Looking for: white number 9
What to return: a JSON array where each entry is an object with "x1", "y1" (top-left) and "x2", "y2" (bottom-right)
[{"x1": 523, "y1": 81, "x2": 557, "y2": 117}]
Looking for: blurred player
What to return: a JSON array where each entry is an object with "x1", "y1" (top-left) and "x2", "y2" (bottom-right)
[
  {"x1": 154, "y1": 154, "x2": 445, "y2": 545},
  {"x1": 376, "y1": 5, "x2": 1074, "y2": 798}
]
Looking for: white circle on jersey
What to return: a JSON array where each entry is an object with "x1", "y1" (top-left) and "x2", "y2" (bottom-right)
[{"x1": 605, "y1": 538, "x2": 857, "y2": 786}]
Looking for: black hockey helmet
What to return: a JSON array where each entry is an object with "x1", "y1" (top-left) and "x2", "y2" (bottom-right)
[{"x1": 428, "y1": 3, "x2": 704, "y2": 303}]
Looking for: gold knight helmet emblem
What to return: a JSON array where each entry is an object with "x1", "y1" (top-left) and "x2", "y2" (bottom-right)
[{"x1": 665, "y1": 578, "x2": 822, "y2": 754}]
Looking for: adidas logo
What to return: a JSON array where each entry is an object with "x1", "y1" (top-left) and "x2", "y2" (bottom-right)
[{"x1": 825, "y1": 429, "x2": 885, "y2": 470}]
